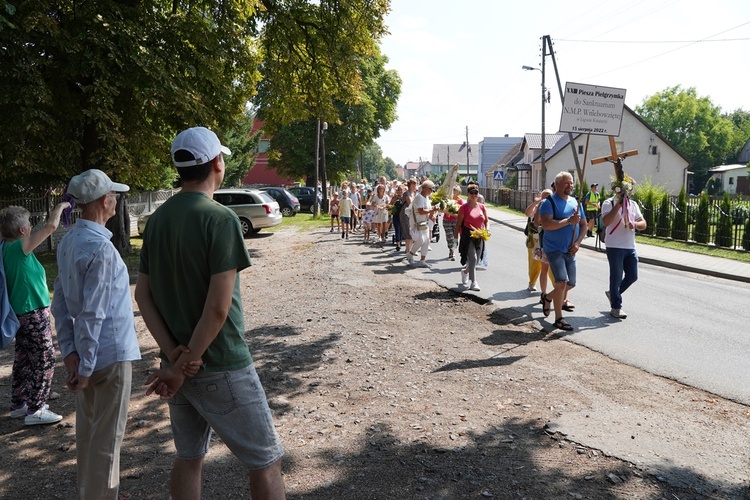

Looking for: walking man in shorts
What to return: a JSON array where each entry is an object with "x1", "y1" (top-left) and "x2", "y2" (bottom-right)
[
  {"x1": 539, "y1": 171, "x2": 586, "y2": 331},
  {"x1": 135, "y1": 127, "x2": 285, "y2": 499}
]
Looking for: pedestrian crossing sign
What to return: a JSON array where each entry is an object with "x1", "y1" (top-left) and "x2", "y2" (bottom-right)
[{"x1": 493, "y1": 171, "x2": 505, "y2": 181}]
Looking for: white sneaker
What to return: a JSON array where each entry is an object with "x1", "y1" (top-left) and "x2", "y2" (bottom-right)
[
  {"x1": 470, "y1": 281, "x2": 481, "y2": 291},
  {"x1": 24, "y1": 408, "x2": 62, "y2": 426},
  {"x1": 417, "y1": 260, "x2": 431, "y2": 268},
  {"x1": 406, "y1": 252, "x2": 414, "y2": 265},
  {"x1": 610, "y1": 308, "x2": 627, "y2": 319},
  {"x1": 10, "y1": 403, "x2": 49, "y2": 419},
  {"x1": 461, "y1": 269, "x2": 469, "y2": 285},
  {"x1": 528, "y1": 284, "x2": 537, "y2": 292}
]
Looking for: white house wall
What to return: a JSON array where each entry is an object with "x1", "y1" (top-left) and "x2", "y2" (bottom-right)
[{"x1": 543, "y1": 111, "x2": 689, "y2": 195}]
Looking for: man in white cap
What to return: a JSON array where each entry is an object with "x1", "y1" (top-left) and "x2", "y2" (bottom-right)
[
  {"x1": 51, "y1": 169, "x2": 141, "y2": 500},
  {"x1": 135, "y1": 127, "x2": 285, "y2": 499}
]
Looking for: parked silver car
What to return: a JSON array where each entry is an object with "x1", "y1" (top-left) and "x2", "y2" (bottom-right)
[
  {"x1": 213, "y1": 188, "x2": 282, "y2": 236},
  {"x1": 137, "y1": 188, "x2": 282, "y2": 238}
]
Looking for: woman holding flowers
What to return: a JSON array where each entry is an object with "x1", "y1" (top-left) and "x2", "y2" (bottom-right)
[
  {"x1": 442, "y1": 185, "x2": 463, "y2": 261},
  {"x1": 454, "y1": 186, "x2": 488, "y2": 291}
]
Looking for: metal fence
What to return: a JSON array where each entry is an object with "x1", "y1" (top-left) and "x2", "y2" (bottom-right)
[
  {"x1": 0, "y1": 189, "x2": 179, "y2": 252},
  {"x1": 492, "y1": 188, "x2": 749, "y2": 251}
]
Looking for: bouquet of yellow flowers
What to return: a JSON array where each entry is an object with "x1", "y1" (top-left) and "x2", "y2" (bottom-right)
[
  {"x1": 469, "y1": 227, "x2": 490, "y2": 241},
  {"x1": 430, "y1": 191, "x2": 447, "y2": 210}
]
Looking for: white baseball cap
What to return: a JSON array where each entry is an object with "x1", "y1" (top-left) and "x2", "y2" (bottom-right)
[
  {"x1": 171, "y1": 127, "x2": 232, "y2": 168},
  {"x1": 67, "y1": 169, "x2": 130, "y2": 204}
]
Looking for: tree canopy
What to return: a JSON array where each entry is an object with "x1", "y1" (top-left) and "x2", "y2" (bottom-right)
[
  {"x1": 0, "y1": 0, "x2": 262, "y2": 194},
  {"x1": 0, "y1": 0, "x2": 393, "y2": 195},
  {"x1": 264, "y1": 49, "x2": 401, "y2": 184},
  {"x1": 635, "y1": 86, "x2": 740, "y2": 192}
]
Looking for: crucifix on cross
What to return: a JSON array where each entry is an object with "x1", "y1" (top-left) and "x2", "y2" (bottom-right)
[
  {"x1": 590, "y1": 136, "x2": 638, "y2": 182},
  {"x1": 590, "y1": 136, "x2": 639, "y2": 235}
]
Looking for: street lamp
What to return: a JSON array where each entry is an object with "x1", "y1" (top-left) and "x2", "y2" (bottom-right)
[{"x1": 523, "y1": 65, "x2": 546, "y2": 189}]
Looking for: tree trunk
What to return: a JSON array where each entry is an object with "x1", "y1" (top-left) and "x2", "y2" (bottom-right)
[{"x1": 106, "y1": 195, "x2": 132, "y2": 257}]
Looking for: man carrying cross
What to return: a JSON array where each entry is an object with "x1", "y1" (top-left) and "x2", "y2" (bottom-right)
[
  {"x1": 601, "y1": 172, "x2": 646, "y2": 319},
  {"x1": 590, "y1": 137, "x2": 642, "y2": 319}
]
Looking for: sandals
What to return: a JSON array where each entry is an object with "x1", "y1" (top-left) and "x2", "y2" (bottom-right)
[
  {"x1": 562, "y1": 300, "x2": 575, "y2": 312},
  {"x1": 540, "y1": 293, "x2": 552, "y2": 317},
  {"x1": 553, "y1": 318, "x2": 574, "y2": 331}
]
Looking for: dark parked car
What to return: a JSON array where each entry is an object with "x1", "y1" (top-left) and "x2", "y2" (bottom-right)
[
  {"x1": 288, "y1": 186, "x2": 322, "y2": 213},
  {"x1": 258, "y1": 187, "x2": 301, "y2": 217}
]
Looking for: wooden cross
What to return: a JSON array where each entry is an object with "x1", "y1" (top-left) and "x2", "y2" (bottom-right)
[{"x1": 590, "y1": 136, "x2": 638, "y2": 181}]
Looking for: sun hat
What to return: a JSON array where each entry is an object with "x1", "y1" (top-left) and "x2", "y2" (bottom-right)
[
  {"x1": 171, "y1": 127, "x2": 232, "y2": 168},
  {"x1": 67, "y1": 169, "x2": 130, "y2": 204}
]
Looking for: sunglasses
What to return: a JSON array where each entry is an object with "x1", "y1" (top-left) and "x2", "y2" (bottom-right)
[{"x1": 468, "y1": 190, "x2": 479, "y2": 195}]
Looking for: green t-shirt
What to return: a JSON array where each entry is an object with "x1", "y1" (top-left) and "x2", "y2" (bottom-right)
[
  {"x1": 2, "y1": 239, "x2": 50, "y2": 314},
  {"x1": 139, "y1": 191, "x2": 252, "y2": 371}
]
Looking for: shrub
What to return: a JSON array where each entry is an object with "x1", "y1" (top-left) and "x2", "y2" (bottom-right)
[
  {"x1": 694, "y1": 192, "x2": 710, "y2": 243},
  {"x1": 671, "y1": 187, "x2": 688, "y2": 241},
  {"x1": 714, "y1": 192, "x2": 733, "y2": 247},
  {"x1": 656, "y1": 193, "x2": 671, "y2": 237},
  {"x1": 633, "y1": 178, "x2": 666, "y2": 237},
  {"x1": 505, "y1": 172, "x2": 518, "y2": 190}
]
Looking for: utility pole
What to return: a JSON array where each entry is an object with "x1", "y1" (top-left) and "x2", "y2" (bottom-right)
[
  {"x1": 314, "y1": 119, "x2": 321, "y2": 216},
  {"x1": 465, "y1": 126, "x2": 470, "y2": 179},
  {"x1": 541, "y1": 41, "x2": 547, "y2": 189}
]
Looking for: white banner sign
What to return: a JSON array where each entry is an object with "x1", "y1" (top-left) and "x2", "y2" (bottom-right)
[{"x1": 559, "y1": 82, "x2": 626, "y2": 136}]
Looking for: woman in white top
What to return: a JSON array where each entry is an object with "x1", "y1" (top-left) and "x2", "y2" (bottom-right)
[{"x1": 370, "y1": 184, "x2": 390, "y2": 243}]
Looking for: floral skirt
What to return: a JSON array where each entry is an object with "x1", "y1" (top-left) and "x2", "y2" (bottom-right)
[{"x1": 11, "y1": 307, "x2": 55, "y2": 411}]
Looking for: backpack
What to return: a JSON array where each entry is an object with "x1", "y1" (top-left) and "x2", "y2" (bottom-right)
[
  {"x1": 391, "y1": 198, "x2": 403, "y2": 217},
  {"x1": 0, "y1": 241, "x2": 20, "y2": 349},
  {"x1": 523, "y1": 217, "x2": 534, "y2": 236}
]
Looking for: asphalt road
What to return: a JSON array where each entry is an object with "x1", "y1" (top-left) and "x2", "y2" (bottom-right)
[{"x1": 402, "y1": 218, "x2": 750, "y2": 406}]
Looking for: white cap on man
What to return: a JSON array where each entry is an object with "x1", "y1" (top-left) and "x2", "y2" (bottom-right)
[
  {"x1": 67, "y1": 169, "x2": 130, "y2": 204},
  {"x1": 171, "y1": 127, "x2": 232, "y2": 168}
]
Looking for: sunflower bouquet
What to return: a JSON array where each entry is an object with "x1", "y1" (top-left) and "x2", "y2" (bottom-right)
[{"x1": 469, "y1": 227, "x2": 490, "y2": 241}]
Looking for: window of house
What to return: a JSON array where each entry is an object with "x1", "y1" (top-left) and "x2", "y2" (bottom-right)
[
  {"x1": 729, "y1": 177, "x2": 734, "y2": 185},
  {"x1": 578, "y1": 145, "x2": 584, "y2": 154},
  {"x1": 649, "y1": 145, "x2": 658, "y2": 155}
]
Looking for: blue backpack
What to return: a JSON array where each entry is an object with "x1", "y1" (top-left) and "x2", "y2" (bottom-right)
[{"x1": 0, "y1": 241, "x2": 20, "y2": 348}]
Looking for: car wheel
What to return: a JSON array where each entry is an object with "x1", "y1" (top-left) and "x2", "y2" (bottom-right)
[
  {"x1": 281, "y1": 206, "x2": 294, "y2": 217},
  {"x1": 239, "y1": 217, "x2": 252, "y2": 237},
  {"x1": 309, "y1": 205, "x2": 316, "y2": 214}
]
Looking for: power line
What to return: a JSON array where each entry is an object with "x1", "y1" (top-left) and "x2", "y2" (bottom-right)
[
  {"x1": 557, "y1": 21, "x2": 750, "y2": 80},
  {"x1": 555, "y1": 37, "x2": 750, "y2": 43}
]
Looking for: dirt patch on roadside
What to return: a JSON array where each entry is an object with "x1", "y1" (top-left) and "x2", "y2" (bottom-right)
[{"x1": 0, "y1": 228, "x2": 748, "y2": 499}]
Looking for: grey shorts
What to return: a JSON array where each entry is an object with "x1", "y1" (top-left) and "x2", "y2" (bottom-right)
[{"x1": 167, "y1": 363, "x2": 284, "y2": 469}]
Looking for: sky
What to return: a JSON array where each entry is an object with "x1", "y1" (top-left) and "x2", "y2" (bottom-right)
[{"x1": 375, "y1": 0, "x2": 750, "y2": 166}]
